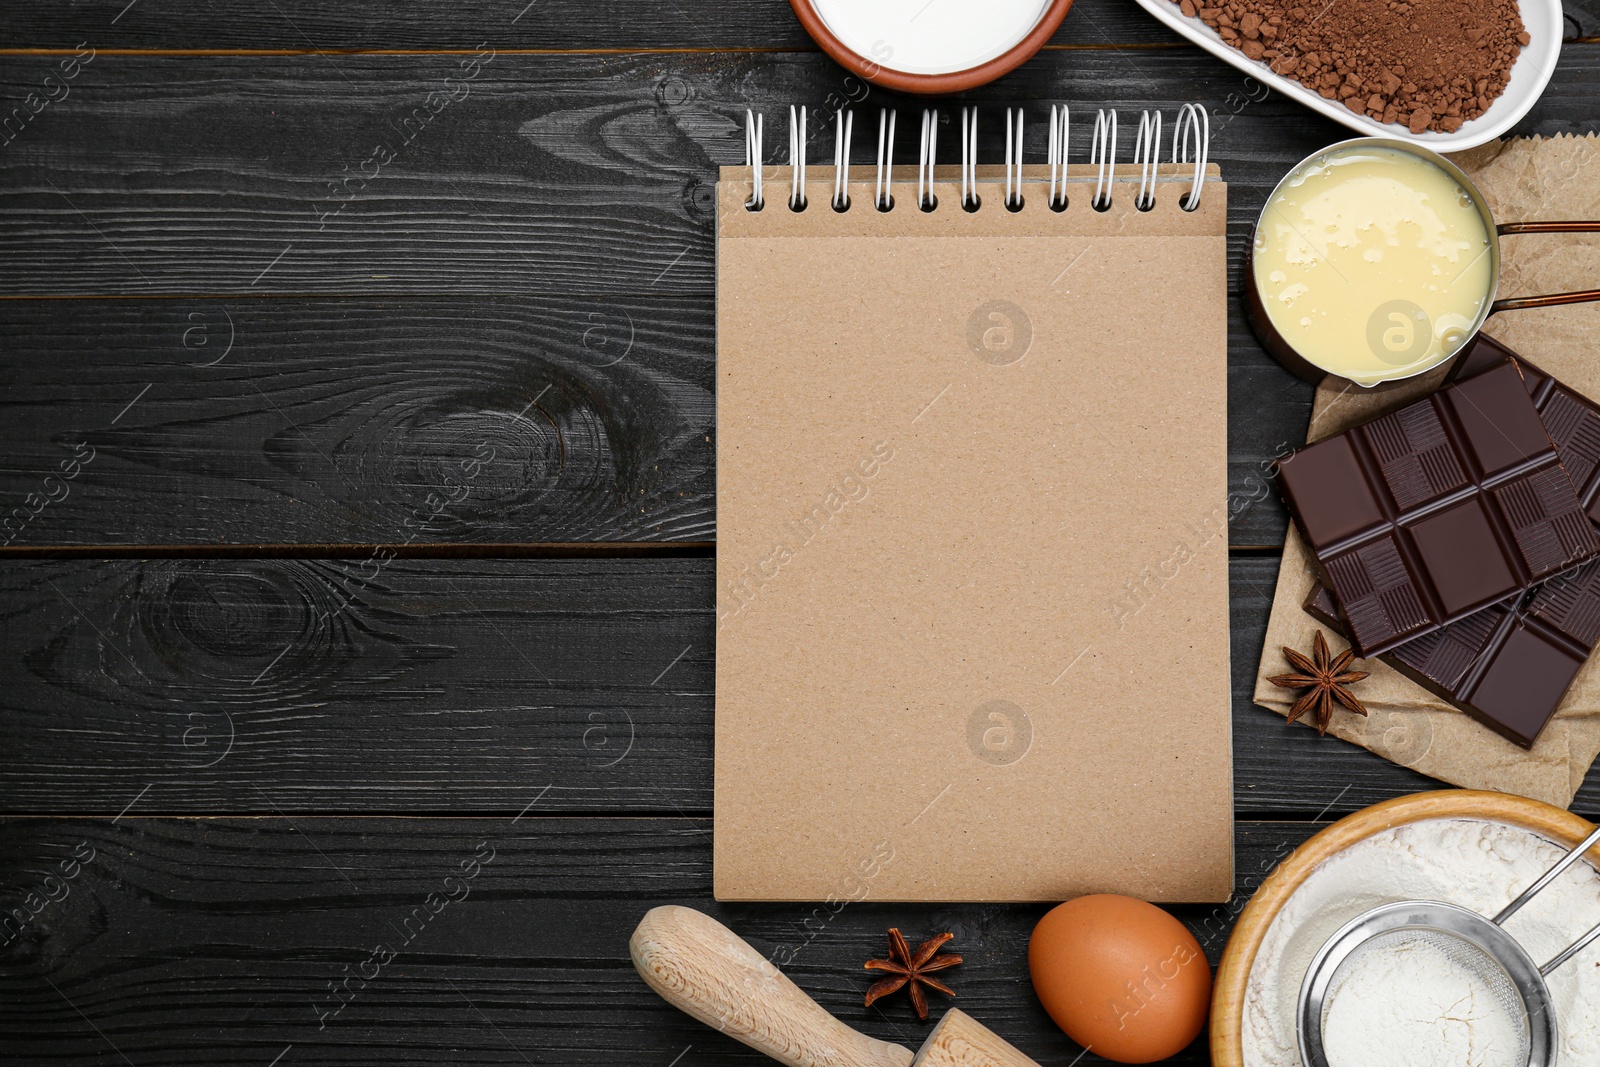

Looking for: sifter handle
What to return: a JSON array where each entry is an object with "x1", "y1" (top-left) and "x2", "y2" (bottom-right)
[
  {"x1": 1494, "y1": 824, "x2": 1600, "y2": 927},
  {"x1": 630, "y1": 906, "x2": 915, "y2": 1067},
  {"x1": 1502, "y1": 819, "x2": 1600, "y2": 977},
  {"x1": 1540, "y1": 918, "x2": 1600, "y2": 977}
]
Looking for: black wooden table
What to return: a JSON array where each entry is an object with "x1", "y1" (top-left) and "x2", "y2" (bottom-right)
[{"x1": 2, "y1": 2, "x2": 1598, "y2": 1063}]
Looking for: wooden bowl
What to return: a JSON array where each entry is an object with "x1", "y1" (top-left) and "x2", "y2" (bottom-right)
[{"x1": 1210, "y1": 790, "x2": 1600, "y2": 1067}]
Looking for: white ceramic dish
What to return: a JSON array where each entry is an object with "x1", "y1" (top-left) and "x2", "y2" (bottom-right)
[{"x1": 1130, "y1": 0, "x2": 1564, "y2": 150}]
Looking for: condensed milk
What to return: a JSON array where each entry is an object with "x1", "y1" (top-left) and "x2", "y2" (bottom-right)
[{"x1": 1251, "y1": 142, "x2": 1494, "y2": 386}]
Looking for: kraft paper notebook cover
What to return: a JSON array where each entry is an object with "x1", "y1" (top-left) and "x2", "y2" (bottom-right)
[{"x1": 715, "y1": 109, "x2": 1233, "y2": 903}]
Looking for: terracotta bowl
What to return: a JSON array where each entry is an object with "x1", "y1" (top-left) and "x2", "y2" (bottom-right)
[
  {"x1": 1210, "y1": 789, "x2": 1600, "y2": 1066},
  {"x1": 788, "y1": 0, "x2": 1077, "y2": 94}
]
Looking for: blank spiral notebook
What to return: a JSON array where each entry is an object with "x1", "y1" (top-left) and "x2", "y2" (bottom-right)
[{"x1": 715, "y1": 109, "x2": 1233, "y2": 903}]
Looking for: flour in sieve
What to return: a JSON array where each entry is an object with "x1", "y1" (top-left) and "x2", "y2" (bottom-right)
[
  {"x1": 1321, "y1": 936, "x2": 1524, "y2": 1067},
  {"x1": 1242, "y1": 818, "x2": 1600, "y2": 1066}
]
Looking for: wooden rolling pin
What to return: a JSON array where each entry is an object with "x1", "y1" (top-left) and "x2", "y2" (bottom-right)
[{"x1": 630, "y1": 905, "x2": 1042, "y2": 1067}]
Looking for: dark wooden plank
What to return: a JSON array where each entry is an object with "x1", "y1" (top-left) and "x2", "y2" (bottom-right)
[
  {"x1": 1567, "y1": 0, "x2": 1600, "y2": 38},
  {"x1": 6, "y1": 556, "x2": 1597, "y2": 816},
  {"x1": 0, "y1": 815, "x2": 1321, "y2": 1066},
  {"x1": 7, "y1": 0, "x2": 1594, "y2": 53},
  {"x1": 0, "y1": 0, "x2": 1182, "y2": 51},
  {"x1": 0, "y1": 295, "x2": 1306, "y2": 549},
  {"x1": 1227, "y1": 297, "x2": 1305, "y2": 547},
  {"x1": 0, "y1": 558, "x2": 714, "y2": 815},
  {"x1": 0, "y1": 296, "x2": 714, "y2": 546},
  {"x1": 2, "y1": 49, "x2": 1596, "y2": 297}
]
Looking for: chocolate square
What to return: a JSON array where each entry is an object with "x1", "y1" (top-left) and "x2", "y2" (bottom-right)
[
  {"x1": 1323, "y1": 535, "x2": 1430, "y2": 646},
  {"x1": 1468, "y1": 622, "x2": 1585, "y2": 744},
  {"x1": 1365, "y1": 402, "x2": 1467, "y2": 509},
  {"x1": 1447, "y1": 361, "x2": 1557, "y2": 474},
  {"x1": 1391, "y1": 603, "x2": 1508, "y2": 691},
  {"x1": 1454, "y1": 335, "x2": 1600, "y2": 520},
  {"x1": 1540, "y1": 389, "x2": 1600, "y2": 490},
  {"x1": 1276, "y1": 435, "x2": 1384, "y2": 547},
  {"x1": 1409, "y1": 498, "x2": 1517, "y2": 614},
  {"x1": 1494, "y1": 467, "x2": 1598, "y2": 575},
  {"x1": 1529, "y1": 559, "x2": 1600, "y2": 645}
]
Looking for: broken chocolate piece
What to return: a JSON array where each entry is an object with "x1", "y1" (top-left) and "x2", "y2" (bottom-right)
[{"x1": 1305, "y1": 571, "x2": 1600, "y2": 748}]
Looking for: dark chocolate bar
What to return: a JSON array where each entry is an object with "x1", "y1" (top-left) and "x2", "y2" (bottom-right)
[
  {"x1": 1276, "y1": 359, "x2": 1599, "y2": 657},
  {"x1": 1302, "y1": 335, "x2": 1600, "y2": 747},
  {"x1": 1306, "y1": 568, "x2": 1600, "y2": 747}
]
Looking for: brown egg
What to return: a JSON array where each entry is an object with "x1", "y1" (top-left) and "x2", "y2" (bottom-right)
[{"x1": 1028, "y1": 895, "x2": 1211, "y2": 1064}]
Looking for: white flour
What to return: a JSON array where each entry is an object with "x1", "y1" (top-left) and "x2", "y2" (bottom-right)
[
  {"x1": 1321, "y1": 937, "x2": 1524, "y2": 1067},
  {"x1": 1243, "y1": 818, "x2": 1600, "y2": 1066}
]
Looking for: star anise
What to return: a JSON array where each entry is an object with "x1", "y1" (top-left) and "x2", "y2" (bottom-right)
[
  {"x1": 1268, "y1": 629, "x2": 1369, "y2": 736},
  {"x1": 863, "y1": 928, "x2": 961, "y2": 1021}
]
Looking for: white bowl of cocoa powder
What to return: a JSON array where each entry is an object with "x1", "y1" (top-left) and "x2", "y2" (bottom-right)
[{"x1": 1132, "y1": 0, "x2": 1563, "y2": 149}]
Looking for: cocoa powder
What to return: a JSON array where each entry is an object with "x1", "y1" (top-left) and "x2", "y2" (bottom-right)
[{"x1": 1172, "y1": 0, "x2": 1530, "y2": 133}]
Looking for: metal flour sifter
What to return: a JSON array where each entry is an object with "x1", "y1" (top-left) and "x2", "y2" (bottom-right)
[{"x1": 1298, "y1": 823, "x2": 1600, "y2": 1067}]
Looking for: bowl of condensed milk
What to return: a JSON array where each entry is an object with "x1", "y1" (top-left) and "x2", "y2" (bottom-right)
[{"x1": 1246, "y1": 137, "x2": 1600, "y2": 387}]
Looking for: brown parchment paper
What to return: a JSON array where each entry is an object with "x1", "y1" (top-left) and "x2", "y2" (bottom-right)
[{"x1": 1253, "y1": 135, "x2": 1600, "y2": 808}]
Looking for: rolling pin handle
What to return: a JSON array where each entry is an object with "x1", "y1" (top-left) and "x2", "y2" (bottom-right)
[{"x1": 630, "y1": 905, "x2": 916, "y2": 1067}]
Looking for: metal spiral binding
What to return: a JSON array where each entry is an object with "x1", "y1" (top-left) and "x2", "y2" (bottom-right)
[
  {"x1": 1133, "y1": 110, "x2": 1162, "y2": 211},
  {"x1": 738, "y1": 103, "x2": 1212, "y2": 214},
  {"x1": 744, "y1": 109, "x2": 764, "y2": 211},
  {"x1": 788, "y1": 104, "x2": 808, "y2": 211},
  {"x1": 959, "y1": 106, "x2": 980, "y2": 211},
  {"x1": 832, "y1": 109, "x2": 854, "y2": 211},
  {"x1": 1173, "y1": 103, "x2": 1210, "y2": 211},
  {"x1": 917, "y1": 109, "x2": 938, "y2": 212},
  {"x1": 1047, "y1": 105, "x2": 1069, "y2": 211},
  {"x1": 1004, "y1": 108, "x2": 1025, "y2": 211},
  {"x1": 874, "y1": 108, "x2": 896, "y2": 211},
  {"x1": 1090, "y1": 109, "x2": 1117, "y2": 211}
]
